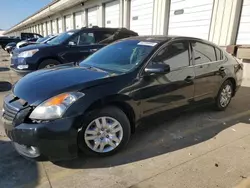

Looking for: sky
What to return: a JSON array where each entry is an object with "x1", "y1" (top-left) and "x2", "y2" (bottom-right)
[{"x1": 0, "y1": 0, "x2": 53, "y2": 30}]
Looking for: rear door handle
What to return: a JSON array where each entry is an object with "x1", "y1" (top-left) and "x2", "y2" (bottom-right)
[
  {"x1": 185, "y1": 76, "x2": 195, "y2": 82},
  {"x1": 90, "y1": 48, "x2": 98, "y2": 53},
  {"x1": 219, "y1": 67, "x2": 225, "y2": 71}
]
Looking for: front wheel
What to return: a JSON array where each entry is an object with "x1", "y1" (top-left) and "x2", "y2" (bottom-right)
[
  {"x1": 38, "y1": 59, "x2": 60, "y2": 69},
  {"x1": 215, "y1": 80, "x2": 233, "y2": 111},
  {"x1": 78, "y1": 106, "x2": 131, "y2": 156}
]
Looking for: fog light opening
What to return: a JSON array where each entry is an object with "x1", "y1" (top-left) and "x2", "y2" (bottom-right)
[
  {"x1": 13, "y1": 142, "x2": 40, "y2": 158},
  {"x1": 28, "y1": 146, "x2": 39, "y2": 155},
  {"x1": 17, "y1": 65, "x2": 29, "y2": 70}
]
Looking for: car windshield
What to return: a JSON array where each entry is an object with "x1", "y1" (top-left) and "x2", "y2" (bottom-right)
[
  {"x1": 37, "y1": 36, "x2": 50, "y2": 43},
  {"x1": 48, "y1": 31, "x2": 76, "y2": 45},
  {"x1": 80, "y1": 40, "x2": 157, "y2": 73}
]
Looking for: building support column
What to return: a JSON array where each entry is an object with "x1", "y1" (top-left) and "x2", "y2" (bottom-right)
[
  {"x1": 84, "y1": 9, "x2": 88, "y2": 27},
  {"x1": 62, "y1": 15, "x2": 66, "y2": 32},
  {"x1": 123, "y1": 0, "x2": 130, "y2": 28},
  {"x1": 119, "y1": 0, "x2": 124, "y2": 27},
  {"x1": 98, "y1": 3, "x2": 105, "y2": 27},
  {"x1": 152, "y1": 0, "x2": 170, "y2": 35}
]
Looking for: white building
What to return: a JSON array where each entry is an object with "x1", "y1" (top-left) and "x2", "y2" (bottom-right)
[
  {"x1": 0, "y1": 30, "x2": 6, "y2": 36},
  {"x1": 4, "y1": 0, "x2": 250, "y2": 46}
]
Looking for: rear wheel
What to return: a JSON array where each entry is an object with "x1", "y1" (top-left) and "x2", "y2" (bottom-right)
[
  {"x1": 78, "y1": 106, "x2": 131, "y2": 156},
  {"x1": 38, "y1": 59, "x2": 60, "y2": 69},
  {"x1": 215, "y1": 80, "x2": 233, "y2": 110}
]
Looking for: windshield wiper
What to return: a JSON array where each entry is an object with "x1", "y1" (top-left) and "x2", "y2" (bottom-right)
[{"x1": 81, "y1": 65, "x2": 107, "y2": 73}]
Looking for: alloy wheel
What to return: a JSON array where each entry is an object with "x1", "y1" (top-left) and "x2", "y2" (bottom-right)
[
  {"x1": 84, "y1": 116, "x2": 123, "y2": 153},
  {"x1": 220, "y1": 84, "x2": 232, "y2": 107},
  {"x1": 45, "y1": 64, "x2": 55, "y2": 68}
]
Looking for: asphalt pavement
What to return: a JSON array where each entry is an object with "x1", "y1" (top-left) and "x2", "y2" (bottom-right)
[{"x1": 1, "y1": 49, "x2": 250, "y2": 188}]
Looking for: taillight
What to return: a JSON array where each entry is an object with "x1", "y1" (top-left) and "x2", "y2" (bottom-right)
[{"x1": 233, "y1": 57, "x2": 243, "y2": 70}]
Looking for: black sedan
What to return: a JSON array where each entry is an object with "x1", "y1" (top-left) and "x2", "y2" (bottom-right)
[{"x1": 2, "y1": 36, "x2": 243, "y2": 161}]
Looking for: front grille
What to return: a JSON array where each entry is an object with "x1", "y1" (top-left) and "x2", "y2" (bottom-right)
[
  {"x1": 2, "y1": 94, "x2": 30, "y2": 125},
  {"x1": 3, "y1": 102, "x2": 18, "y2": 121}
]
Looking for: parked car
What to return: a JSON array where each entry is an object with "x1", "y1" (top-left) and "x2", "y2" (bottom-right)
[
  {"x1": 36, "y1": 35, "x2": 57, "y2": 44},
  {"x1": 15, "y1": 36, "x2": 57, "y2": 49},
  {"x1": 8, "y1": 35, "x2": 57, "y2": 57},
  {"x1": 10, "y1": 27, "x2": 138, "y2": 74},
  {"x1": 4, "y1": 42, "x2": 16, "y2": 53},
  {"x1": 0, "y1": 32, "x2": 43, "y2": 49},
  {"x1": 16, "y1": 38, "x2": 39, "y2": 49},
  {"x1": 2, "y1": 36, "x2": 243, "y2": 161}
]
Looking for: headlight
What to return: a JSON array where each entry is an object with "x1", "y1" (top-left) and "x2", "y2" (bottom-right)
[
  {"x1": 29, "y1": 92, "x2": 84, "y2": 120},
  {"x1": 18, "y1": 49, "x2": 39, "y2": 58}
]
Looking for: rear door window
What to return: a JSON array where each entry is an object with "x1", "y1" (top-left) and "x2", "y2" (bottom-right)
[
  {"x1": 191, "y1": 42, "x2": 216, "y2": 65},
  {"x1": 94, "y1": 30, "x2": 116, "y2": 43},
  {"x1": 21, "y1": 33, "x2": 33, "y2": 40}
]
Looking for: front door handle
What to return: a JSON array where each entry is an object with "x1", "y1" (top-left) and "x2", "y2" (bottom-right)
[
  {"x1": 185, "y1": 76, "x2": 195, "y2": 82},
  {"x1": 219, "y1": 67, "x2": 225, "y2": 71}
]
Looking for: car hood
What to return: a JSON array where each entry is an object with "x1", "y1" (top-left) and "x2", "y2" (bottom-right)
[
  {"x1": 13, "y1": 64, "x2": 117, "y2": 105},
  {"x1": 16, "y1": 43, "x2": 55, "y2": 52}
]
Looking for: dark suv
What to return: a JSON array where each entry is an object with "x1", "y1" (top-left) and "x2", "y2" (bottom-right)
[{"x1": 10, "y1": 27, "x2": 138, "y2": 74}]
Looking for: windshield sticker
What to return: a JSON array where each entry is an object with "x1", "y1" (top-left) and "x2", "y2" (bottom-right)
[
  {"x1": 137, "y1": 42, "x2": 158, "y2": 46},
  {"x1": 67, "y1": 32, "x2": 74, "y2": 35}
]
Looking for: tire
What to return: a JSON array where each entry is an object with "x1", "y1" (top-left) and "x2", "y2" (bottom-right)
[
  {"x1": 38, "y1": 59, "x2": 60, "y2": 70},
  {"x1": 215, "y1": 80, "x2": 233, "y2": 111},
  {"x1": 78, "y1": 106, "x2": 131, "y2": 156}
]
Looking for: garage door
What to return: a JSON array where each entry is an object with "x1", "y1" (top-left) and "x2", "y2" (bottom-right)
[
  {"x1": 52, "y1": 20, "x2": 57, "y2": 34},
  {"x1": 58, "y1": 18, "x2": 63, "y2": 33},
  {"x1": 87, "y1": 7, "x2": 98, "y2": 27},
  {"x1": 105, "y1": 1, "x2": 120, "y2": 27},
  {"x1": 168, "y1": 0, "x2": 214, "y2": 40},
  {"x1": 75, "y1": 11, "x2": 83, "y2": 29},
  {"x1": 47, "y1": 21, "x2": 51, "y2": 35},
  {"x1": 43, "y1": 23, "x2": 47, "y2": 36},
  {"x1": 130, "y1": 0, "x2": 154, "y2": 35},
  {"x1": 65, "y1": 15, "x2": 72, "y2": 31},
  {"x1": 237, "y1": 0, "x2": 250, "y2": 44}
]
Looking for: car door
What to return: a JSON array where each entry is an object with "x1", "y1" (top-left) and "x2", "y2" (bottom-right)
[
  {"x1": 191, "y1": 41, "x2": 225, "y2": 101},
  {"x1": 137, "y1": 41, "x2": 195, "y2": 117},
  {"x1": 61, "y1": 31, "x2": 104, "y2": 63}
]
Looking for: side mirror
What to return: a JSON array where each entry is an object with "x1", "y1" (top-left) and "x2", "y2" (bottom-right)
[
  {"x1": 144, "y1": 63, "x2": 170, "y2": 75},
  {"x1": 68, "y1": 41, "x2": 76, "y2": 46}
]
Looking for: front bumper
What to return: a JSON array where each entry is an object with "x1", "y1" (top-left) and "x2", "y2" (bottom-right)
[
  {"x1": 2, "y1": 94, "x2": 80, "y2": 161},
  {"x1": 3, "y1": 117, "x2": 79, "y2": 161},
  {"x1": 10, "y1": 56, "x2": 36, "y2": 75},
  {"x1": 10, "y1": 66, "x2": 32, "y2": 75}
]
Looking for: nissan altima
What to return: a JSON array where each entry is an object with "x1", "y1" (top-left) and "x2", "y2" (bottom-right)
[{"x1": 2, "y1": 36, "x2": 243, "y2": 161}]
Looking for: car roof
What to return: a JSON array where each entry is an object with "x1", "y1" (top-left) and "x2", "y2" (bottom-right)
[
  {"x1": 124, "y1": 35, "x2": 218, "y2": 46},
  {"x1": 67, "y1": 27, "x2": 118, "y2": 32}
]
